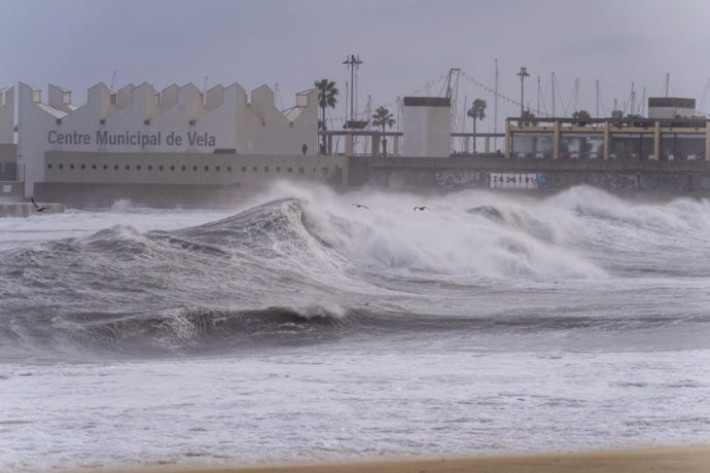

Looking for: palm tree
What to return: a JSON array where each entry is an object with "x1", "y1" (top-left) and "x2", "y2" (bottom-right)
[
  {"x1": 371, "y1": 106, "x2": 395, "y2": 156},
  {"x1": 466, "y1": 99, "x2": 486, "y2": 154},
  {"x1": 572, "y1": 109, "x2": 592, "y2": 127},
  {"x1": 314, "y1": 78, "x2": 338, "y2": 154}
]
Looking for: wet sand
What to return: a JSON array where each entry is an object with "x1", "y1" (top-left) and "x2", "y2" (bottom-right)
[{"x1": 105, "y1": 446, "x2": 710, "y2": 473}]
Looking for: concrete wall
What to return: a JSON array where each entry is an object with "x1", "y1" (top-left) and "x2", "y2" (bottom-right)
[
  {"x1": 402, "y1": 97, "x2": 451, "y2": 157},
  {"x1": 44, "y1": 151, "x2": 348, "y2": 187},
  {"x1": 0, "y1": 86, "x2": 13, "y2": 143},
  {"x1": 18, "y1": 81, "x2": 319, "y2": 197}
]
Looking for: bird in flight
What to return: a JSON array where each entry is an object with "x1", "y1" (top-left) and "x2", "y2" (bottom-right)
[
  {"x1": 413, "y1": 206, "x2": 429, "y2": 211},
  {"x1": 31, "y1": 197, "x2": 46, "y2": 213},
  {"x1": 351, "y1": 203, "x2": 369, "y2": 209}
]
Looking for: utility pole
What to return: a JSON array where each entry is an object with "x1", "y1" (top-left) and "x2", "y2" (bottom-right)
[
  {"x1": 517, "y1": 66, "x2": 530, "y2": 124},
  {"x1": 494, "y1": 59, "x2": 499, "y2": 149},
  {"x1": 595, "y1": 79, "x2": 600, "y2": 118},
  {"x1": 551, "y1": 72, "x2": 556, "y2": 117},
  {"x1": 343, "y1": 54, "x2": 363, "y2": 124}
]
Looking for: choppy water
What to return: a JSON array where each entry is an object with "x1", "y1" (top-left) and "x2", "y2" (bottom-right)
[{"x1": 1, "y1": 183, "x2": 710, "y2": 471}]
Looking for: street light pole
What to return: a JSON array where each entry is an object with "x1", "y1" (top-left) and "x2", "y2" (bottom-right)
[{"x1": 517, "y1": 66, "x2": 530, "y2": 125}]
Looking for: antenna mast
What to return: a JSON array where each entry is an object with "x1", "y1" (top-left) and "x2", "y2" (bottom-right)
[
  {"x1": 665, "y1": 73, "x2": 670, "y2": 97},
  {"x1": 494, "y1": 59, "x2": 499, "y2": 149},
  {"x1": 343, "y1": 54, "x2": 363, "y2": 124}
]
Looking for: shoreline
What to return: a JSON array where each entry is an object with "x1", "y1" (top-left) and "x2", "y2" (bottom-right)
[{"x1": 96, "y1": 445, "x2": 710, "y2": 473}]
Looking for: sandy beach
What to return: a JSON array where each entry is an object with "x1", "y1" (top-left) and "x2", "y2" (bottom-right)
[{"x1": 98, "y1": 446, "x2": 710, "y2": 473}]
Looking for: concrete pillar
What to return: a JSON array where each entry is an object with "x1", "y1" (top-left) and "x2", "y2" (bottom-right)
[
  {"x1": 372, "y1": 135, "x2": 381, "y2": 156},
  {"x1": 327, "y1": 134, "x2": 333, "y2": 155},
  {"x1": 553, "y1": 120, "x2": 561, "y2": 160},
  {"x1": 603, "y1": 121, "x2": 610, "y2": 160},
  {"x1": 345, "y1": 135, "x2": 354, "y2": 156},
  {"x1": 654, "y1": 121, "x2": 661, "y2": 161},
  {"x1": 504, "y1": 121, "x2": 511, "y2": 158},
  {"x1": 393, "y1": 136, "x2": 399, "y2": 156},
  {"x1": 464, "y1": 136, "x2": 469, "y2": 154},
  {"x1": 485, "y1": 136, "x2": 490, "y2": 153}
]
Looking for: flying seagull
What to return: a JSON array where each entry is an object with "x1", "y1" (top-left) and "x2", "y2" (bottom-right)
[
  {"x1": 31, "y1": 197, "x2": 46, "y2": 213},
  {"x1": 413, "y1": 206, "x2": 429, "y2": 211},
  {"x1": 351, "y1": 203, "x2": 369, "y2": 209}
]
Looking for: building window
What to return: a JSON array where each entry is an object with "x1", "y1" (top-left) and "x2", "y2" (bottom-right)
[
  {"x1": 114, "y1": 164, "x2": 119, "y2": 170},
  {"x1": 181, "y1": 165, "x2": 186, "y2": 171},
  {"x1": 148, "y1": 165, "x2": 153, "y2": 171},
  {"x1": 137, "y1": 165, "x2": 142, "y2": 171},
  {"x1": 193, "y1": 165, "x2": 198, "y2": 171},
  {"x1": 253, "y1": 166, "x2": 258, "y2": 172},
  {"x1": 241, "y1": 166, "x2": 246, "y2": 172},
  {"x1": 264, "y1": 166, "x2": 269, "y2": 172},
  {"x1": 159, "y1": 165, "x2": 164, "y2": 171},
  {"x1": 80, "y1": 164, "x2": 85, "y2": 170},
  {"x1": 47, "y1": 163, "x2": 52, "y2": 169},
  {"x1": 91, "y1": 164, "x2": 96, "y2": 170},
  {"x1": 103, "y1": 164, "x2": 108, "y2": 170},
  {"x1": 216, "y1": 166, "x2": 221, "y2": 172},
  {"x1": 204, "y1": 166, "x2": 209, "y2": 172},
  {"x1": 70, "y1": 164, "x2": 75, "y2": 170},
  {"x1": 288, "y1": 167, "x2": 293, "y2": 173},
  {"x1": 227, "y1": 166, "x2": 232, "y2": 172},
  {"x1": 298, "y1": 167, "x2": 304, "y2": 174},
  {"x1": 59, "y1": 164, "x2": 64, "y2": 170},
  {"x1": 276, "y1": 166, "x2": 281, "y2": 173},
  {"x1": 125, "y1": 165, "x2": 130, "y2": 170}
]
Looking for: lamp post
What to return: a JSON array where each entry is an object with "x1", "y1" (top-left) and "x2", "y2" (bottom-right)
[{"x1": 517, "y1": 66, "x2": 530, "y2": 125}]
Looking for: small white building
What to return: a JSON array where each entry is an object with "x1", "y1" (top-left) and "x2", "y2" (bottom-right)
[
  {"x1": 647, "y1": 97, "x2": 696, "y2": 119},
  {"x1": 402, "y1": 96, "x2": 451, "y2": 157},
  {"x1": 17, "y1": 81, "x2": 319, "y2": 197}
]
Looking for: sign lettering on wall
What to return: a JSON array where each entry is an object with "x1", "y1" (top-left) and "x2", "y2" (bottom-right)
[{"x1": 47, "y1": 130, "x2": 216, "y2": 147}]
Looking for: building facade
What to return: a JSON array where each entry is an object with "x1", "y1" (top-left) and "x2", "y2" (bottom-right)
[{"x1": 16, "y1": 81, "x2": 321, "y2": 197}]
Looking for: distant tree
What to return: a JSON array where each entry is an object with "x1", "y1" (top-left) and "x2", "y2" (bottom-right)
[
  {"x1": 521, "y1": 109, "x2": 537, "y2": 127},
  {"x1": 572, "y1": 109, "x2": 592, "y2": 126},
  {"x1": 466, "y1": 98, "x2": 487, "y2": 154},
  {"x1": 315, "y1": 79, "x2": 338, "y2": 154},
  {"x1": 371, "y1": 106, "x2": 395, "y2": 156}
]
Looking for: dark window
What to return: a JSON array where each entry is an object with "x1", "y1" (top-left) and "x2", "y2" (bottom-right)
[
  {"x1": 227, "y1": 166, "x2": 232, "y2": 172},
  {"x1": 288, "y1": 167, "x2": 293, "y2": 173},
  {"x1": 204, "y1": 166, "x2": 209, "y2": 171},
  {"x1": 159, "y1": 165, "x2": 164, "y2": 171},
  {"x1": 241, "y1": 166, "x2": 246, "y2": 172},
  {"x1": 47, "y1": 163, "x2": 52, "y2": 169},
  {"x1": 91, "y1": 164, "x2": 96, "y2": 170},
  {"x1": 253, "y1": 166, "x2": 258, "y2": 172},
  {"x1": 193, "y1": 165, "x2": 198, "y2": 171},
  {"x1": 298, "y1": 167, "x2": 304, "y2": 174},
  {"x1": 125, "y1": 165, "x2": 130, "y2": 170},
  {"x1": 137, "y1": 165, "x2": 142, "y2": 171},
  {"x1": 59, "y1": 164, "x2": 64, "y2": 170},
  {"x1": 114, "y1": 164, "x2": 119, "y2": 170},
  {"x1": 103, "y1": 164, "x2": 108, "y2": 170},
  {"x1": 264, "y1": 166, "x2": 269, "y2": 172},
  {"x1": 276, "y1": 166, "x2": 281, "y2": 173},
  {"x1": 216, "y1": 166, "x2": 221, "y2": 172},
  {"x1": 181, "y1": 165, "x2": 186, "y2": 171},
  {"x1": 80, "y1": 164, "x2": 85, "y2": 170},
  {"x1": 148, "y1": 165, "x2": 153, "y2": 171},
  {"x1": 70, "y1": 164, "x2": 75, "y2": 170}
]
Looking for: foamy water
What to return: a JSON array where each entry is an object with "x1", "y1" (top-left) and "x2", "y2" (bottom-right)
[{"x1": 1, "y1": 184, "x2": 709, "y2": 471}]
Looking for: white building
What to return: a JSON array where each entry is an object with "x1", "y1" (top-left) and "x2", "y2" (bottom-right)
[
  {"x1": 0, "y1": 86, "x2": 13, "y2": 144},
  {"x1": 17, "y1": 81, "x2": 321, "y2": 197},
  {"x1": 647, "y1": 97, "x2": 696, "y2": 119},
  {"x1": 402, "y1": 96, "x2": 451, "y2": 157}
]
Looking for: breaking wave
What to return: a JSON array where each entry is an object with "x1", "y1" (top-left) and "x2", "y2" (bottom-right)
[{"x1": 1, "y1": 184, "x2": 710, "y2": 358}]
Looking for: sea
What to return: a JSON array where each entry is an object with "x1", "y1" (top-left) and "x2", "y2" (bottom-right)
[{"x1": 1, "y1": 182, "x2": 710, "y2": 471}]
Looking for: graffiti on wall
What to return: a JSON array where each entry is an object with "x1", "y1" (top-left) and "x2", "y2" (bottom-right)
[
  {"x1": 434, "y1": 169, "x2": 484, "y2": 187},
  {"x1": 488, "y1": 172, "x2": 549, "y2": 189}
]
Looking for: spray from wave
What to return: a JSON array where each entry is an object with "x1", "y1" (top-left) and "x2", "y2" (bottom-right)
[{"x1": 1, "y1": 183, "x2": 709, "y2": 358}]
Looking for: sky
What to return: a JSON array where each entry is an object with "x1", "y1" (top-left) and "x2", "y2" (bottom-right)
[{"x1": 2, "y1": 0, "x2": 710, "y2": 133}]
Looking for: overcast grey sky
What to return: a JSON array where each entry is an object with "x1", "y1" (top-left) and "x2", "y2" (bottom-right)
[{"x1": 2, "y1": 0, "x2": 710, "y2": 131}]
